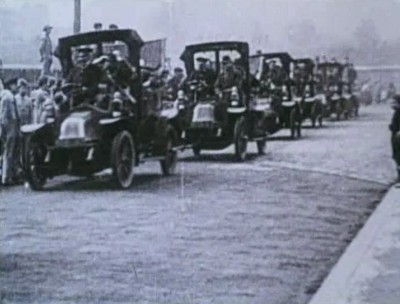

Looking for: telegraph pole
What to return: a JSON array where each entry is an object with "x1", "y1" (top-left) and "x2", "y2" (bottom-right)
[{"x1": 74, "y1": 0, "x2": 81, "y2": 34}]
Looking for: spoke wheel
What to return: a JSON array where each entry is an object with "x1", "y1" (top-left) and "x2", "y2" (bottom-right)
[
  {"x1": 160, "y1": 132, "x2": 178, "y2": 176},
  {"x1": 24, "y1": 136, "x2": 48, "y2": 191},
  {"x1": 234, "y1": 117, "x2": 248, "y2": 161},
  {"x1": 111, "y1": 131, "x2": 135, "y2": 189}
]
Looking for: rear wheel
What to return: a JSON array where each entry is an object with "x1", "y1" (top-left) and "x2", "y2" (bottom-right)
[
  {"x1": 256, "y1": 139, "x2": 266, "y2": 155},
  {"x1": 192, "y1": 145, "x2": 201, "y2": 157},
  {"x1": 111, "y1": 131, "x2": 135, "y2": 189},
  {"x1": 234, "y1": 117, "x2": 248, "y2": 161},
  {"x1": 24, "y1": 136, "x2": 48, "y2": 191},
  {"x1": 160, "y1": 131, "x2": 178, "y2": 175}
]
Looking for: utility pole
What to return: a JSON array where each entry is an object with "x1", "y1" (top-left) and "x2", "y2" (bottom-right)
[{"x1": 74, "y1": 0, "x2": 81, "y2": 34}]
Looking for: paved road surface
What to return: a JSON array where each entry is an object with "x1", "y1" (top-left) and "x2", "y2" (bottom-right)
[{"x1": 0, "y1": 105, "x2": 395, "y2": 304}]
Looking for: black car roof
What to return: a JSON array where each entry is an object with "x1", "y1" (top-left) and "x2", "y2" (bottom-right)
[
  {"x1": 58, "y1": 29, "x2": 144, "y2": 51},
  {"x1": 250, "y1": 52, "x2": 293, "y2": 62},
  {"x1": 180, "y1": 41, "x2": 249, "y2": 61},
  {"x1": 294, "y1": 58, "x2": 315, "y2": 66}
]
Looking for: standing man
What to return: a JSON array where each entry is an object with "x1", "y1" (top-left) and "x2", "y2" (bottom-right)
[
  {"x1": 15, "y1": 79, "x2": 32, "y2": 126},
  {"x1": 168, "y1": 67, "x2": 186, "y2": 99},
  {"x1": 31, "y1": 76, "x2": 49, "y2": 124},
  {"x1": 390, "y1": 95, "x2": 400, "y2": 181},
  {"x1": 0, "y1": 78, "x2": 20, "y2": 185},
  {"x1": 39, "y1": 25, "x2": 53, "y2": 77}
]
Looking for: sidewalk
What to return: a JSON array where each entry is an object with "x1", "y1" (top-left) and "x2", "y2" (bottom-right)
[{"x1": 309, "y1": 185, "x2": 400, "y2": 304}]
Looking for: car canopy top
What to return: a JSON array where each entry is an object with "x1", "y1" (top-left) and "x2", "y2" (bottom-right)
[
  {"x1": 250, "y1": 52, "x2": 293, "y2": 74},
  {"x1": 180, "y1": 41, "x2": 249, "y2": 76},
  {"x1": 56, "y1": 29, "x2": 144, "y2": 76}
]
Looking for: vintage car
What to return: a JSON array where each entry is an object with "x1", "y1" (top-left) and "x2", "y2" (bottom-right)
[
  {"x1": 249, "y1": 52, "x2": 302, "y2": 138},
  {"x1": 293, "y1": 58, "x2": 324, "y2": 127},
  {"x1": 317, "y1": 62, "x2": 346, "y2": 120},
  {"x1": 179, "y1": 41, "x2": 269, "y2": 160},
  {"x1": 20, "y1": 29, "x2": 178, "y2": 190},
  {"x1": 341, "y1": 81, "x2": 359, "y2": 118}
]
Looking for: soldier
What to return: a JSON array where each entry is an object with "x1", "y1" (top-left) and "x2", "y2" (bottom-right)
[
  {"x1": 0, "y1": 78, "x2": 20, "y2": 185},
  {"x1": 31, "y1": 76, "x2": 50, "y2": 123},
  {"x1": 214, "y1": 55, "x2": 243, "y2": 93},
  {"x1": 39, "y1": 25, "x2": 53, "y2": 76},
  {"x1": 15, "y1": 79, "x2": 32, "y2": 126},
  {"x1": 390, "y1": 95, "x2": 400, "y2": 181},
  {"x1": 167, "y1": 67, "x2": 186, "y2": 99}
]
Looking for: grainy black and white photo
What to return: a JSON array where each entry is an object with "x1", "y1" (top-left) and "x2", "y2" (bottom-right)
[{"x1": 1, "y1": 0, "x2": 400, "y2": 303}]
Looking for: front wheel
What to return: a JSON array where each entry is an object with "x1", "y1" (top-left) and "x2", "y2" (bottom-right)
[
  {"x1": 234, "y1": 117, "x2": 248, "y2": 161},
  {"x1": 160, "y1": 131, "x2": 178, "y2": 175},
  {"x1": 111, "y1": 131, "x2": 135, "y2": 189},
  {"x1": 24, "y1": 136, "x2": 48, "y2": 191}
]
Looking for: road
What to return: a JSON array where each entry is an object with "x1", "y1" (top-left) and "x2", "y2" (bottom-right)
[{"x1": 0, "y1": 105, "x2": 396, "y2": 304}]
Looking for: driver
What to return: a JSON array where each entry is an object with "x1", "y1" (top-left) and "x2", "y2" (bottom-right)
[
  {"x1": 188, "y1": 57, "x2": 216, "y2": 96},
  {"x1": 214, "y1": 55, "x2": 243, "y2": 94}
]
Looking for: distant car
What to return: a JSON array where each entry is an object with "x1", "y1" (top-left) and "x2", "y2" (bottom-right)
[
  {"x1": 293, "y1": 58, "x2": 324, "y2": 127},
  {"x1": 249, "y1": 52, "x2": 302, "y2": 138},
  {"x1": 21, "y1": 29, "x2": 178, "y2": 190},
  {"x1": 180, "y1": 41, "x2": 269, "y2": 160}
]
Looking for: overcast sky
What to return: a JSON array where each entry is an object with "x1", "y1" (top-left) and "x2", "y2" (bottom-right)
[{"x1": 1, "y1": 0, "x2": 400, "y2": 64}]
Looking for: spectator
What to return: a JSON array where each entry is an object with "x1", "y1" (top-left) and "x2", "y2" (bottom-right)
[{"x1": 39, "y1": 25, "x2": 53, "y2": 76}]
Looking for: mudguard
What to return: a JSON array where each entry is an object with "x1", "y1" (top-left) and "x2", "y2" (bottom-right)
[{"x1": 21, "y1": 123, "x2": 46, "y2": 134}]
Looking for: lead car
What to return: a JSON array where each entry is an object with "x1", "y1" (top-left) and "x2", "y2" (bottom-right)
[{"x1": 21, "y1": 29, "x2": 178, "y2": 190}]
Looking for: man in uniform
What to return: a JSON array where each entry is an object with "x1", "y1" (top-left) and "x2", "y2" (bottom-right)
[
  {"x1": 390, "y1": 95, "x2": 400, "y2": 181},
  {"x1": 15, "y1": 79, "x2": 32, "y2": 126},
  {"x1": 214, "y1": 55, "x2": 243, "y2": 94},
  {"x1": 167, "y1": 67, "x2": 186, "y2": 99},
  {"x1": 39, "y1": 25, "x2": 53, "y2": 77},
  {"x1": 188, "y1": 57, "x2": 216, "y2": 97},
  {"x1": 0, "y1": 78, "x2": 20, "y2": 185}
]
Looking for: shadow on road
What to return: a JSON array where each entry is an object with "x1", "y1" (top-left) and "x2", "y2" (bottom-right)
[
  {"x1": 45, "y1": 173, "x2": 165, "y2": 192},
  {"x1": 182, "y1": 152, "x2": 259, "y2": 163}
]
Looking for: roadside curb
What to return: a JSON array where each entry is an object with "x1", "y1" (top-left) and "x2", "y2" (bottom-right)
[{"x1": 308, "y1": 184, "x2": 400, "y2": 304}]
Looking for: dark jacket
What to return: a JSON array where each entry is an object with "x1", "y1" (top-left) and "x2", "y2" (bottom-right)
[{"x1": 389, "y1": 109, "x2": 400, "y2": 134}]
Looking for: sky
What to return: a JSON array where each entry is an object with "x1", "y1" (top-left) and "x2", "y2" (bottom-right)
[{"x1": 1, "y1": 0, "x2": 400, "y2": 64}]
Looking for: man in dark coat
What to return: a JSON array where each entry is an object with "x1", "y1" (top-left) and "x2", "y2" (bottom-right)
[{"x1": 390, "y1": 94, "x2": 400, "y2": 181}]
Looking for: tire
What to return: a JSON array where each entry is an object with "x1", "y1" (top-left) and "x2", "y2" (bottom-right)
[
  {"x1": 192, "y1": 145, "x2": 201, "y2": 157},
  {"x1": 311, "y1": 103, "x2": 317, "y2": 128},
  {"x1": 24, "y1": 136, "x2": 48, "y2": 191},
  {"x1": 234, "y1": 116, "x2": 248, "y2": 161},
  {"x1": 290, "y1": 109, "x2": 296, "y2": 139},
  {"x1": 111, "y1": 131, "x2": 135, "y2": 189},
  {"x1": 160, "y1": 131, "x2": 178, "y2": 176},
  {"x1": 256, "y1": 139, "x2": 266, "y2": 155}
]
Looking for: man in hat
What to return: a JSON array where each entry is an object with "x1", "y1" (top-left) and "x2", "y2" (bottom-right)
[
  {"x1": 390, "y1": 94, "x2": 400, "y2": 181},
  {"x1": 66, "y1": 46, "x2": 94, "y2": 84},
  {"x1": 31, "y1": 76, "x2": 50, "y2": 123},
  {"x1": 214, "y1": 55, "x2": 243, "y2": 93},
  {"x1": 109, "y1": 24, "x2": 118, "y2": 30},
  {"x1": 167, "y1": 67, "x2": 186, "y2": 99},
  {"x1": 0, "y1": 78, "x2": 20, "y2": 185},
  {"x1": 15, "y1": 78, "x2": 32, "y2": 126},
  {"x1": 94, "y1": 22, "x2": 103, "y2": 31},
  {"x1": 39, "y1": 25, "x2": 53, "y2": 76},
  {"x1": 188, "y1": 57, "x2": 216, "y2": 97}
]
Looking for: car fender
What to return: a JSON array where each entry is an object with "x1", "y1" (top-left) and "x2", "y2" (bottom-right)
[{"x1": 21, "y1": 123, "x2": 46, "y2": 135}]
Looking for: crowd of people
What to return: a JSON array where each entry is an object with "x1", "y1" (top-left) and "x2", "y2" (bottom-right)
[{"x1": 0, "y1": 75, "x2": 59, "y2": 185}]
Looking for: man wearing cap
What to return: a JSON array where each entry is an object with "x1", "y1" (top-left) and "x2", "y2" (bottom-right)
[
  {"x1": 15, "y1": 79, "x2": 32, "y2": 126},
  {"x1": 214, "y1": 55, "x2": 243, "y2": 93},
  {"x1": 167, "y1": 67, "x2": 186, "y2": 99},
  {"x1": 0, "y1": 78, "x2": 20, "y2": 185},
  {"x1": 390, "y1": 95, "x2": 400, "y2": 181},
  {"x1": 39, "y1": 25, "x2": 53, "y2": 76},
  {"x1": 31, "y1": 76, "x2": 50, "y2": 124},
  {"x1": 188, "y1": 57, "x2": 216, "y2": 97}
]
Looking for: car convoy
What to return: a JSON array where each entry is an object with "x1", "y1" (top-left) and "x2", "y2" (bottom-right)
[{"x1": 19, "y1": 28, "x2": 360, "y2": 190}]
